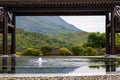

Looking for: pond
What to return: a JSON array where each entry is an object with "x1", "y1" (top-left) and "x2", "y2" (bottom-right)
[{"x1": 0, "y1": 56, "x2": 120, "y2": 75}]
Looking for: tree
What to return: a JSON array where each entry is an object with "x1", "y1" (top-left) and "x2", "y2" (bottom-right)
[
  {"x1": 116, "y1": 33, "x2": 120, "y2": 47},
  {"x1": 59, "y1": 48, "x2": 72, "y2": 56},
  {"x1": 83, "y1": 32, "x2": 105, "y2": 48},
  {"x1": 41, "y1": 46, "x2": 53, "y2": 55},
  {"x1": 83, "y1": 47, "x2": 99, "y2": 56},
  {"x1": 71, "y1": 46, "x2": 84, "y2": 56},
  {"x1": 23, "y1": 48, "x2": 42, "y2": 56}
]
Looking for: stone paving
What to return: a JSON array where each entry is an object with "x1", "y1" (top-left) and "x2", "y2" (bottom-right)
[{"x1": 0, "y1": 75, "x2": 120, "y2": 80}]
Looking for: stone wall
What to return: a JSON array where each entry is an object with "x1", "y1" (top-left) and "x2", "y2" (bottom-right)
[{"x1": 0, "y1": 75, "x2": 120, "y2": 80}]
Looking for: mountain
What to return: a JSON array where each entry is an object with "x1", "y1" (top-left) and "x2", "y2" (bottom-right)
[
  {"x1": 50, "y1": 31, "x2": 88, "y2": 46},
  {"x1": 16, "y1": 16, "x2": 81, "y2": 34},
  {"x1": 15, "y1": 16, "x2": 88, "y2": 49}
]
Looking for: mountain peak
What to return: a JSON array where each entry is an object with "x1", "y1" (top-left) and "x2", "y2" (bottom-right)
[{"x1": 16, "y1": 16, "x2": 83, "y2": 34}]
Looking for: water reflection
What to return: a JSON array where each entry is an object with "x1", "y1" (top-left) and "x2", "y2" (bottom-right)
[
  {"x1": 88, "y1": 58, "x2": 118, "y2": 73},
  {"x1": 89, "y1": 58, "x2": 120, "y2": 73},
  {"x1": 105, "y1": 58, "x2": 116, "y2": 72}
]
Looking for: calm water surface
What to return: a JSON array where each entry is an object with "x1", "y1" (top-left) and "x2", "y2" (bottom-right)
[
  {"x1": 11, "y1": 57, "x2": 120, "y2": 75},
  {"x1": 0, "y1": 57, "x2": 120, "y2": 75}
]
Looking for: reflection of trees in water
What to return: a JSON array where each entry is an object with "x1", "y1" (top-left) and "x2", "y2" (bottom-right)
[
  {"x1": 89, "y1": 58, "x2": 120, "y2": 72},
  {"x1": 105, "y1": 58, "x2": 116, "y2": 72},
  {"x1": 89, "y1": 65, "x2": 100, "y2": 69},
  {"x1": 88, "y1": 58, "x2": 105, "y2": 69}
]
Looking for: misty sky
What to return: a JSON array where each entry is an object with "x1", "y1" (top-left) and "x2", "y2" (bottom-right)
[{"x1": 60, "y1": 16, "x2": 105, "y2": 33}]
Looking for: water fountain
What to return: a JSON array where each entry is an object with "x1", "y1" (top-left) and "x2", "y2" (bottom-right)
[
  {"x1": 38, "y1": 57, "x2": 43, "y2": 62},
  {"x1": 38, "y1": 57, "x2": 43, "y2": 67}
]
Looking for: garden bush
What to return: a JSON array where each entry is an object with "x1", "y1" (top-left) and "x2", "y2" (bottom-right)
[
  {"x1": 101, "y1": 48, "x2": 106, "y2": 55},
  {"x1": 59, "y1": 48, "x2": 72, "y2": 56},
  {"x1": 83, "y1": 47, "x2": 99, "y2": 56},
  {"x1": 16, "y1": 52, "x2": 22, "y2": 56},
  {"x1": 23, "y1": 48, "x2": 42, "y2": 56},
  {"x1": 41, "y1": 46, "x2": 53, "y2": 55},
  {"x1": 71, "y1": 46, "x2": 84, "y2": 56}
]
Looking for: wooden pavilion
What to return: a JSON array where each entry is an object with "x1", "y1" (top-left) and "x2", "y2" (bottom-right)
[{"x1": 0, "y1": 0, "x2": 120, "y2": 73}]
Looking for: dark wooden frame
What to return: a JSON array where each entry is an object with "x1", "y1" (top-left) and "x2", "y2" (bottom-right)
[{"x1": 0, "y1": 0, "x2": 120, "y2": 73}]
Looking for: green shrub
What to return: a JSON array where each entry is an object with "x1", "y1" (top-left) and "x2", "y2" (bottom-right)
[
  {"x1": 101, "y1": 48, "x2": 106, "y2": 55},
  {"x1": 59, "y1": 48, "x2": 72, "y2": 56},
  {"x1": 23, "y1": 48, "x2": 42, "y2": 56},
  {"x1": 16, "y1": 52, "x2": 21, "y2": 56},
  {"x1": 71, "y1": 46, "x2": 84, "y2": 56},
  {"x1": 33, "y1": 49, "x2": 42, "y2": 56},
  {"x1": 41, "y1": 46, "x2": 53, "y2": 55},
  {"x1": 83, "y1": 47, "x2": 98, "y2": 56}
]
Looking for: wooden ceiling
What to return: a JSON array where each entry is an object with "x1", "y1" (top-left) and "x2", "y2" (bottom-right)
[
  {"x1": 0, "y1": 0, "x2": 120, "y2": 8},
  {"x1": 0, "y1": 0, "x2": 120, "y2": 16}
]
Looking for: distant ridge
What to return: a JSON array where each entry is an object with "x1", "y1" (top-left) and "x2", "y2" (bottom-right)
[{"x1": 16, "y1": 16, "x2": 83, "y2": 34}]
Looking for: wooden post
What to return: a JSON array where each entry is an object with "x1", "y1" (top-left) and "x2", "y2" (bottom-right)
[
  {"x1": 111, "y1": 9, "x2": 115, "y2": 55},
  {"x1": 2, "y1": 8, "x2": 8, "y2": 72},
  {"x1": 106, "y1": 13, "x2": 110, "y2": 55},
  {"x1": 11, "y1": 14, "x2": 16, "y2": 73}
]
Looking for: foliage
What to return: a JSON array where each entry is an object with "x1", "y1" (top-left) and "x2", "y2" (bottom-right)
[
  {"x1": 16, "y1": 52, "x2": 22, "y2": 56},
  {"x1": 71, "y1": 46, "x2": 84, "y2": 56},
  {"x1": 59, "y1": 48, "x2": 72, "y2": 56},
  {"x1": 41, "y1": 46, "x2": 53, "y2": 55},
  {"x1": 15, "y1": 29, "x2": 88, "y2": 49},
  {"x1": 89, "y1": 66, "x2": 100, "y2": 69},
  {"x1": 51, "y1": 32, "x2": 88, "y2": 46},
  {"x1": 116, "y1": 33, "x2": 120, "y2": 47},
  {"x1": 22, "y1": 48, "x2": 42, "y2": 56},
  {"x1": 83, "y1": 47, "x2": 99, "y2": 56},
  {"x1": 16, "y1": 29, "x2": 71, "y2": 49},
  {"x1": 101, "y1": 48, "x2": 106, "y2": 55},
  {"x1": 83, "y1": 32, "x2": 105, "y2": 48}
]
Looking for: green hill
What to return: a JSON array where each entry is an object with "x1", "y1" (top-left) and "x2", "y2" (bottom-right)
[
  {"x1": 16, "y1": 29, "x2": 88, "y2": 49},
  {"x1": 16, "y1": 29, "x2": 72, "y2": 49},
  {"x1": 16, "y1": 16, "x2": 81, "y2": 34},
  {"x1": 50, "y1": 32, "x2": 88, "y2": 46}
]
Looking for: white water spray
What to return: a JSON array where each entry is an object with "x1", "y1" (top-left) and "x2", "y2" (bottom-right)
[{"x1": 38, "y1": 57, "x2": 43, "y2": 62}]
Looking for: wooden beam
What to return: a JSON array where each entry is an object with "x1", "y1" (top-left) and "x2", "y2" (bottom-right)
[
  {"x1": 111, "y1": 9, "x2": 115, "y2": 55},
  {"x1": 14, "y1": 11, "x2": 107, "y2": 16},
  {"x1": 2, "y1": 9, "x2": 8, "y2": 73},
  {"x1": 10, "y1": 7, "x2": 111, "y2": 15}
]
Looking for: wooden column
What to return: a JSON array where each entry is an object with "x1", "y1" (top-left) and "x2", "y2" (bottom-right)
[
  {"x1": 11, "y1": 14, "x2": 16, "y2": 73},
  {"x1": 106, "y1": 13, "x2": 110, "y2": 55},
  {"x1": 111, "y1": 9, "x2": 115, "y2": 55},
  {"x1": 2, "y1": 9, "x2": 8, "y2": 72}
]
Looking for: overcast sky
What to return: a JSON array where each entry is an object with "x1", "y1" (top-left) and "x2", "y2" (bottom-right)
[{"x1": 60, "y1": 16, "x2": 105, "y2": 33}]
